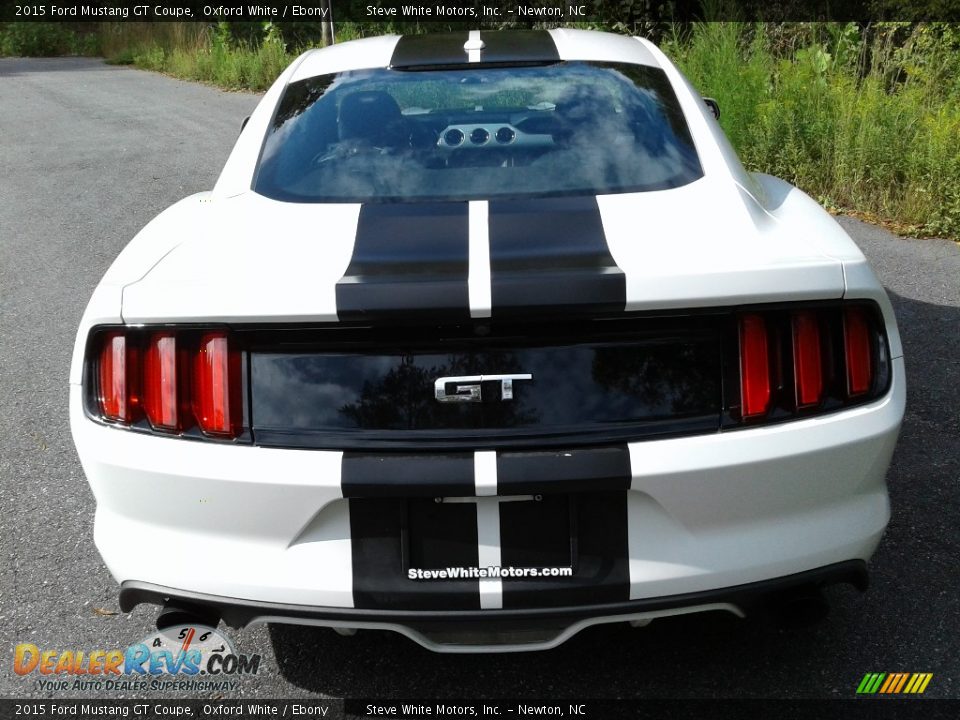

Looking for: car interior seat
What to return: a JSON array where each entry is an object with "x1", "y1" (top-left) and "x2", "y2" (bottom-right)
[{"x1": 337, "y1": 90, "x2": 409, "y2": 150}]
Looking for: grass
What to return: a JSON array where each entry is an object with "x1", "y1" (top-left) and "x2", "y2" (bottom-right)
[
  {"x1": 666, "y1": 22, "x2": 960, "y2": 239},
  {"x1": 2, "y1": 21, "x2": 958, "y2": 239},
  {"x1": 0, "y1": 22, "x2": 99, "y2": 56},
  {"x1": 97, "y1": 22, "x2": 295, "y2": 91}
]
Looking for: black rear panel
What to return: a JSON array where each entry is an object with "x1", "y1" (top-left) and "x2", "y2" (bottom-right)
[{"x1": 246, "y1": 316, "x2": 723, "y2": 450}]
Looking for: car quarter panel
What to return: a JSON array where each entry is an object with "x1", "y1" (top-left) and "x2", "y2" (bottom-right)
[
  {"x1": 119, "y1": 193, "x2": 360, "y2": 324},
  {"x1": 597, "y1": 182, "x2": 846, "y2": 311},
  {"x1": 748, "y1": 172, "x2": 904, "y2": 359}
]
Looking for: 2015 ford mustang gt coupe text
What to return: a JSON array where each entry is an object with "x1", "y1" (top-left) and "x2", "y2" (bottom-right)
[{"x1": 70, "y1": 29, "x2": 905, "y2": 652}]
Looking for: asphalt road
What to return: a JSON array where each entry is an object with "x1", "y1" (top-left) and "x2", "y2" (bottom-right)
[{"x1": 1, "y1": 57, "x2": 958, "y2": 706}]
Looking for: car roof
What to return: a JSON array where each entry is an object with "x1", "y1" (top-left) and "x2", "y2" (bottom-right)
[{"x1": 290, "y1": 29, "x2": 661, "y2": 84}]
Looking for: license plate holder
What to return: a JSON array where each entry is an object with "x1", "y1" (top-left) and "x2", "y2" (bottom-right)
[{"x1": 403, "y1": 495, "x2": 575, "y2": 572}]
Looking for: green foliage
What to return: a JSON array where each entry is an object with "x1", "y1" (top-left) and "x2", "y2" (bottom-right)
[
  {"x1": 671, "y1": 22, "x2": 960, "y2": 238},
  {"x1": 94, "y1": 21, "x2": 297, "y2": 91},
  {"x1": 0, "y1": 22, "x2": 99, "y2": 56}
]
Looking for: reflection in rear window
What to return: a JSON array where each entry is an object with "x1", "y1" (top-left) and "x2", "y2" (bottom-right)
[{"x1": 254, "y1": 62, "x2": 703, "y2": 203}]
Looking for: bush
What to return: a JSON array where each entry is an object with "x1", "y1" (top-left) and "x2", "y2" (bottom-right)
[
  {"x1": 0, "y1": 22, "x2": 99, "y2": 56},
  {"x1": 97, "y1": 21, "x2": 296, "y2": 92},
  {"x1": 669, "y1": 22, "x2": 960, "y2": 238}
]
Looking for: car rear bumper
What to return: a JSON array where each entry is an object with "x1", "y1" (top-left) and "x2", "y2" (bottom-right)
[
  {"x1": 70, "y1": 356, "x2": 904, "y2": 650},
  {"x1": 119, "y1": 560, "x2": 866, "y2": 653}
]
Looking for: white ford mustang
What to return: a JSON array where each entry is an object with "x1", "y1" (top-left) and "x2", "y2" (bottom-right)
[{"x1": 70, "y1": 29, "x2": 905, "y2": 652}]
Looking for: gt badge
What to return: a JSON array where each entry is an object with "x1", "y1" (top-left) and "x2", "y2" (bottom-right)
[{"x1": 434, "y1": 374, "x2": 533, "y2": 403}]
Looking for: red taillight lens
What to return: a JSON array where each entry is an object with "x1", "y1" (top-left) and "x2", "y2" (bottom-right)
[
  {"x1": 844, "y1": 306, "x2": 873, "y2": 396},
  {"x1": 93, "y1": 327, "x2": 244, "y2": 438},
  {"x1": 739, "y1": 313, "x2": 771, "y2": 419},
  {"x1": 792, "y1": 311, "x2": 823, "y2": 408},
  {"x1": 192, "y1": 332, "x2": 242, "y2": 437},
  {"x1": 143, "y1": 332, "x2": 182, "y2": 431},
  {"x1": 98, "y1": 332, "x2": 139, "y2": 423}
]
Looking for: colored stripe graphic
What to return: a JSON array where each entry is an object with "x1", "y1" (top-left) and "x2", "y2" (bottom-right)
[
  {"x1": 857, "y1": 672, "x2": 933, "y2": 694},
  {"x1": 487, "y1": 196, "x2": 627, "y2": 316},
  {"x1": 341, "y1": 452, "x2": 475, "y2": 498},
  {"x1": 389, "y1": 32, "x2": 471, "y2": 68},
  {"x1": 878, "y1": 674, "x2": 895, "y2": 693},
  {"x1": 907, "y1": 673, "x2": 934, "y2": 694},
  {"x1": 389, "y1": 30, "x2": 560, "y2": 69},
  {"x1": 474, "y1": 30, "x2": 561, "y2": 64},
  {"x1": 856, "y1": 673, "x2": 885, "y2": 694},
  {"x1": 497, "y1": 446, "x2": 632, "y2": 495},
  {"x1": 892, "y1": 673, "x2": 909, "y2": 693},
  {"x1": 501, "y1": 491, "x2": 630, "y2": 609},
  {"x1": 336, "y1": 202, "x2": 471, "y2": 321},
  {"x1": 348, "y1": 496, "x2": 481, "y2": 610}
]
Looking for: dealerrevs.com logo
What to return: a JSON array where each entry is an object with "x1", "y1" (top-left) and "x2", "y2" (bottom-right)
[{"x1": 14, "y1": 624, "x2": 261, "y2": 693}]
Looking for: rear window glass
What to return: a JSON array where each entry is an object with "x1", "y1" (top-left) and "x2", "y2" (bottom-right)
[{"x1": 254, "y1": 62, "x2": 703, "y2": 203}]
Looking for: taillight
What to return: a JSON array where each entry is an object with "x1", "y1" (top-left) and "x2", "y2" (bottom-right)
[
  {"x1": 739, "y1": 313, "x2": 771, "y2": 419},
  {"x1": 192, "y1": 332, "x2": 242, "y2": 438},
  {"x1": 97, "y1": 332, "x2": 139, "y2": 423},
  {"x1": 844, "y1": 306, "x2": 873, "y2": 396},
  {"x1": 89, "y1": 327, "x2": 244, "y2": 440},
  {"x1": 792, "y1": 311, "x2": 823, "y2": 408},
  {"x1": 729, "y1": 303, "x2": 888, "y2": 427},
  {"x1": 143, "y1": 332, "x2": 183, "y2": 432}
]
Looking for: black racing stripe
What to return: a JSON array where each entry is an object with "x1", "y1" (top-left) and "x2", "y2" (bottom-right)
[
  {"x1": 335, "y1": 202, "x2": 470, "y2": 321},
  {"x1": 497, "y1": 446, "x2": 632, "y2": 495},
  {"x1": 488, "y1": 196, "x2": 626, "y2": 315},
  {"x1": 389, "y1": 32, "x2": 470, "y2": 69},
  {"x1": 500, "y1": 492, "x2": 630, "y2": 609},
  {"x1": 390, "y1": 31, "x2": 559, "y2": 69},
  {"x1": 341, "y1": 452, "x2": 474, "y2": 499},
  {"x1": 498, "y1": 495, "x2": 573, "y2": 569},
  {"x1": 350, "y1": 497, "x2": 480, "y2": 610},
  {"x1": 477, "y1": 30, "x2": 560, "y2": 64}
]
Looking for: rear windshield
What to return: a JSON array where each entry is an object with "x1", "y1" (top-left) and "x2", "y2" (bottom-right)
[{"x1": 254, "y1": 62, "x2": 703, "y2": 203}]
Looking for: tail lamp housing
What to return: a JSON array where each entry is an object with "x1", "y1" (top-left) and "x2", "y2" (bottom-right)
[
  {"x1": 86, "y1": 327, "x2": 247, "y2": 442},
  {"x1": 728, "y1": 301, "x2": 890, "y2": 425},
  {"x1": 86, "y1": 302, "x2": 890, "y2": 444}
]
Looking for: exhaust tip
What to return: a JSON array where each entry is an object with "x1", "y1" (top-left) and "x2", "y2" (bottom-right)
[{"x1": 156, "y1": 601, "x2": 221, "y2": 631}]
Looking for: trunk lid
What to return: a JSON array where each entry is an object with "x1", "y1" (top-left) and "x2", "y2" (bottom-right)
[{"x1": 120, "y1": 180, "x2": 844, "y2": 323}]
